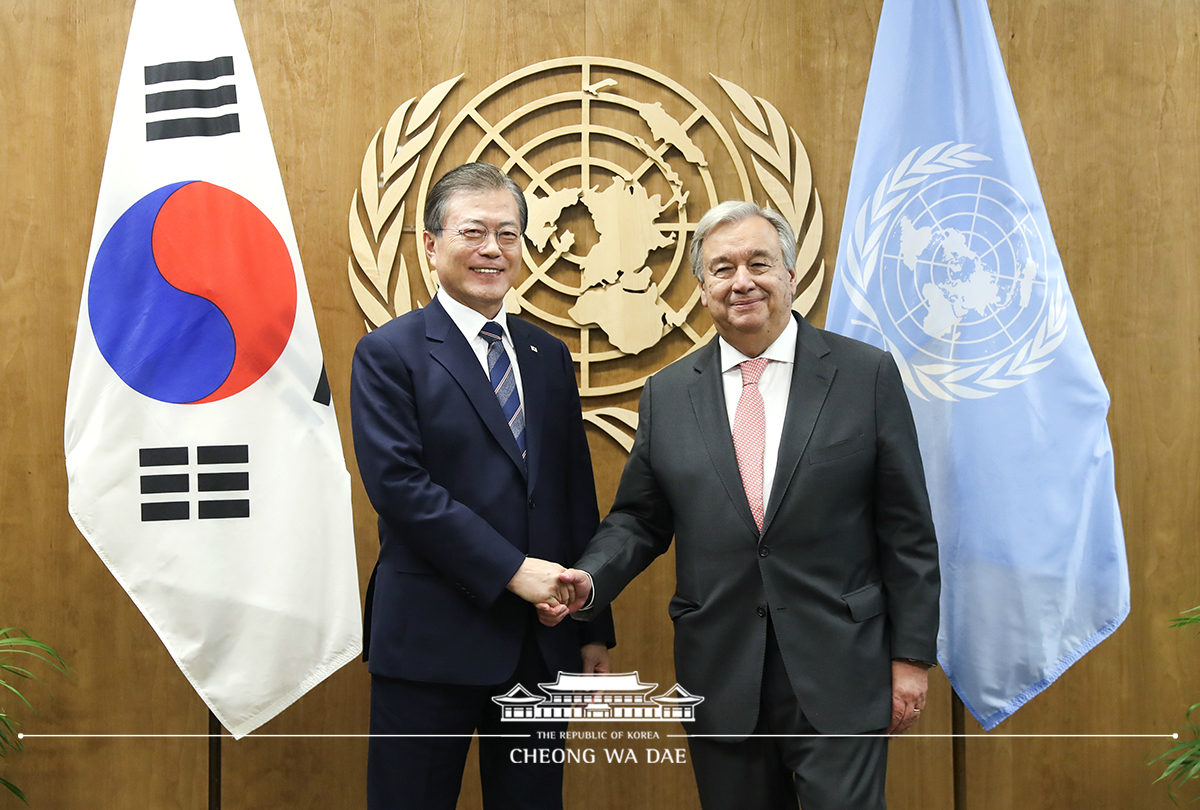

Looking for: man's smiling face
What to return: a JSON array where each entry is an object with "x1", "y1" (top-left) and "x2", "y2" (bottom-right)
[
  {"x1": 699, "y1": 214, "x2": 797, "y2": 356},
  {"x1": 424, "y1": 188, "x2": 523, "y2": 319}
]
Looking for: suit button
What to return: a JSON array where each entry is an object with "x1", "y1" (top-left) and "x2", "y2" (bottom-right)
[
  {"x1": 528, "y1": 498, "x2": 536, "y2": 509},
  {"x1": 757, "y1": 605, "x2": 767, "y2": 618},
  {"x1": 758, "y1": 546, "x2": 770, "y2": 557}
]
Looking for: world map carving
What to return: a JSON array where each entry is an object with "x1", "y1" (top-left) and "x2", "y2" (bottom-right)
[{"x1": 527, "y1": 179, "x2": 674, "y2": 355}]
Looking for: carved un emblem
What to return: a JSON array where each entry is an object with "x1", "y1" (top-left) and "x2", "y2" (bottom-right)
[{"x1": 348, "y1": 58, "x2": 823, "y2": 448}]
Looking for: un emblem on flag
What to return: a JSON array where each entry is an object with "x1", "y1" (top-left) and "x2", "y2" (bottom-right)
[
  {"x1": 840, "y1": 143, "x2": 1069, "y2": 401},
  {"x1": 348, "y1": 58, "x2": 824, "y2": 449}
]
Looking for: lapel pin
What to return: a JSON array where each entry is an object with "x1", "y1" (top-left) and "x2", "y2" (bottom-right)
[{"x1": 530, "y1": 345, "x2": 538, "y2": 353}]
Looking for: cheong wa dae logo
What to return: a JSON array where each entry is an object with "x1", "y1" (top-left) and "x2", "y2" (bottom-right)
[{"x1": 492, "y1": 671, "x2": 704, "y2": 722}]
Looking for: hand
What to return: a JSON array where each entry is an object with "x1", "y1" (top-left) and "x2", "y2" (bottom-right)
[
  {"x1": 581, "y1": 642, "x2": 610, "y2": 705},
  {"x1": 581, "y1": 642, "x2": 610, "y2": 674},
  {"x1": 559, "y1": 569, "x2": 592, "y2": 613},
  {"x1": 507, "y1": 557, "x2": 574, "y2": 607},
  {"x1": 887, "y1": 659, "x2": 929, "y2": 736},
  {"x1": 535, "y1": 569, "x2": 592, "y2": 627}
]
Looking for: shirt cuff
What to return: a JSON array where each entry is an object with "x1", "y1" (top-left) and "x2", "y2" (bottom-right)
[{"x1": 581, "y1": 570, "x2": 596, "y2": 610}]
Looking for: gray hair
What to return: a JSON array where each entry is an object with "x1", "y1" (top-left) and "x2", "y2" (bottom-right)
[
  {"x1": 424, "y1": 162, "x2": 528, "y2": 235},
  {"x1": 689, "y1": 201, "x2": 797, "y2": 280}
]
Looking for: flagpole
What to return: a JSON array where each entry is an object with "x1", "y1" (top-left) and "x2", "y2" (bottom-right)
[
  {"x1": 209, "y1": 710, "x2": 221, "y2": 810},
  {"x1": 951, "y1": 692, "x2": 966, "y2": 810}
]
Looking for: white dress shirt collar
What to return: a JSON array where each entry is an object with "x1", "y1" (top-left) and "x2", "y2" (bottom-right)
[
  {"x1": 717, "y1": 313, "x2": 799, "y2": 373},
  {"x1": 436, "y1": 287, "x2": 512, "y2": 346},
  {"x1": 435, "y1": 288, "x2": 525, "y2": 402}
]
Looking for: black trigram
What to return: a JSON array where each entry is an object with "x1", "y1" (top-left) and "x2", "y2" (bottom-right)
[
  {"x1": 144, "y1": 56, "x2": 239, "y2": 142},
  {"x1": 139, "y1": 445, "x2": 250, "y2": 522}
]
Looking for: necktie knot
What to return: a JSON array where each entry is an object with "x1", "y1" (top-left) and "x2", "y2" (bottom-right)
[
  {"x1": 480, "y1": 321, "x2": 504, "y2": 345},
  {"x1": 740, "y1": 357, "x2": 769, "y2": 387}
]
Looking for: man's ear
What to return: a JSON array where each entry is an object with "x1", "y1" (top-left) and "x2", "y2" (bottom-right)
[{"x1": 423, "y1": 230, "x2": 437, "y2": 266}]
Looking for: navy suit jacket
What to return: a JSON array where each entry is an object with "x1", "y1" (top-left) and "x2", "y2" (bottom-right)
[{"x1": 351, "y1": 297, "x2": 614, "y2": 685}]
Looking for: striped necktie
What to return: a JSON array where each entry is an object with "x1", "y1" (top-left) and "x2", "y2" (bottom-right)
[{"x1": 480, "y1": 321, "x2": 526, "y2": 460}]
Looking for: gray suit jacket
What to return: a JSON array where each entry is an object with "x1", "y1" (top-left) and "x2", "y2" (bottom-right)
[{"x1": 576, "y1": 314, "x2": 939, "y2": 737}]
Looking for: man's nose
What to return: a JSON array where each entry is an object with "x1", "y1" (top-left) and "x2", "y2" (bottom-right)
[
  {"x1": 730, "y1": 264, "x2": 756, "y2": 290},
  {"x1": 478, "y1": 231, "x2": 503, "y2": 255}
]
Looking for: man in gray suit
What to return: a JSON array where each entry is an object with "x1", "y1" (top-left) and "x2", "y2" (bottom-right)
[{"x1": 539, "y1": 201, "x2": 940, "y2": 810}]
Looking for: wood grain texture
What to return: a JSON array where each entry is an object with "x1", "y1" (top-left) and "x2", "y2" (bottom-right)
[
  {"x1": 962, "y1": 1, "x2": 1200, "y2": 806},
  {"x1": 3, "y1": 0, "x2": 1198, "y2": 808}
]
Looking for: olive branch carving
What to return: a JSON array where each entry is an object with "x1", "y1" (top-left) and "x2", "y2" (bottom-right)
[
  {"x1": 348, "y1": 75, "x2": 462, "y2": 328},
  {"x1": 712, "y1": 74, "x2": 825, "y2": 316}
]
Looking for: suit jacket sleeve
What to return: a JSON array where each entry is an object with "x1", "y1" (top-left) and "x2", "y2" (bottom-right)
[
  {"x1": 574, "y1": 378, "x2": 677, "y2": 616},
  {"x1": 351, "y1": 330, "x2": 526, "y2": 608},
  {"x1": 873, "y1": 351, "x2": 940, "y2": 664},
  {"x1": 552, "y1": 335, "x2": 617, "y2": 647}
]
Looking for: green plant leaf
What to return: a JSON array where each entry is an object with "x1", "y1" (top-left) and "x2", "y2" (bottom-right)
[
  {"x1": 0, "y1": 712, "x2": 22, "y2": 757},
  {"x1": 1151, "y1": 609, "x2": 1200, "y2": 803},
  {"x1": 0, "y1": 664, "x2": 37, "y2": 681},
  {"x1": 0, "y1": 629, "x2": 68, "y2": 806},
  {"x1": 0, "y1": 630, "x2": 71, "y2": 676},
  {"x1": 1169, "y1": 607, "x2": 1200, "y2": 631},
  {"x1": 0, "y1": 775, "x2": 28, "y2": 805},
  {"x1": 0, "y1": 678, "x2": 36, "y2": 711}
]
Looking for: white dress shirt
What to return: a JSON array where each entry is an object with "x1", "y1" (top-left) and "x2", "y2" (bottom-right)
[
  {"x1": 716, "y1": 315, "x2": 797, "y2": 510},
  {"x1": 436, "y1": 288, "x2": 525, "y2": 404}
]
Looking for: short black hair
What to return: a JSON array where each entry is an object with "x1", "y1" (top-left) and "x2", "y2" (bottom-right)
[{"x1": 424, "y1": 163, "x2": 528, "y2": 235}]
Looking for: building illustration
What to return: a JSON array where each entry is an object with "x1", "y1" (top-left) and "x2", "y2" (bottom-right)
[{"x1": 492, "y1": 672, "x2": 704, "y2": 722}]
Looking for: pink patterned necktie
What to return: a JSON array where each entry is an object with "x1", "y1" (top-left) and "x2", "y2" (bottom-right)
[{"x1": 733, "y1": 358, "x2": 769, "y2": 532}]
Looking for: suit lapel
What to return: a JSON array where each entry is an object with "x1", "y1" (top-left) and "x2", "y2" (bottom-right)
[
  {"x1": 762, "y1": 315, "x2": 835, "y2": 534},
  {"x1": 425, "y1": 299, "x2": 528, "y2": 478},
  {"x1": 687, "y1": 340, "x2": 760, "y2": 536}
]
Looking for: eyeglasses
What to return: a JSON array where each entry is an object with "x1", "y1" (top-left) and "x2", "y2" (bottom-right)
[{"x1": 438, "y1": 226, "x2": 523, "y2": 249}]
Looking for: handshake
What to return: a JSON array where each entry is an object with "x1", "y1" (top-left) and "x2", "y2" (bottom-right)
[{"x1": 506, "y1": 557, "x2": 593, "y2": 627}]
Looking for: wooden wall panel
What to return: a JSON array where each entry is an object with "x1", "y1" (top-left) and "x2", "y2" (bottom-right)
[
  {"x1": 962, "y1": 2, "x2": 1200, "y2": 808},
  {"x1": 3, "y1": 1, "x2": 1199, "y2": 808}
]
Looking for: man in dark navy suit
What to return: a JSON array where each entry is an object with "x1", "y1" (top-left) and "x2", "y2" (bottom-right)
[{"x1": 351, "y1": 163, "x2": 614, "y2": 810}]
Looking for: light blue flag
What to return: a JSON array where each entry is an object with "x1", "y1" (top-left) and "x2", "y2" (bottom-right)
[{"x1": 825, "y1": 0, "x2": 1129, "y2": 730}]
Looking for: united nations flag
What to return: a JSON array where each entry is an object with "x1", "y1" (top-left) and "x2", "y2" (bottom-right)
[{"x1": 826, "y1": 0, "x2": 1129, "y2": 730}]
